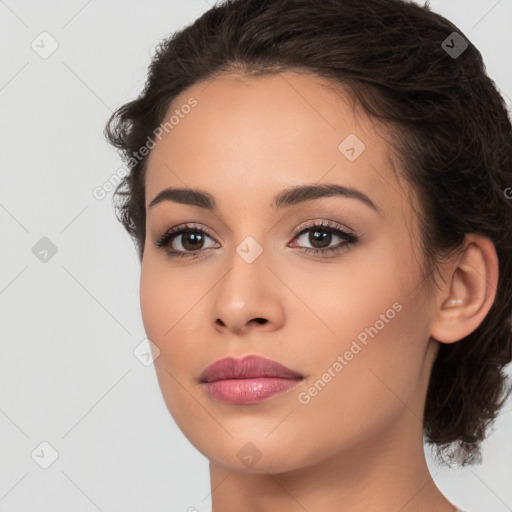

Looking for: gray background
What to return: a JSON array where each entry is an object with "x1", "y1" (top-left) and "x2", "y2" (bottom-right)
[{"x1": 1, "y1": 0, "x2": 511, "y2": 510}]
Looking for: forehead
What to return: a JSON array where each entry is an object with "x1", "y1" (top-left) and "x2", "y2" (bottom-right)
[{"x1": 144, "y1": 70, "x2": 405, "y2": 217}]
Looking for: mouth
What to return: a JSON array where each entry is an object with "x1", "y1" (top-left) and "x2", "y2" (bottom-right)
[{"x1": 199, "y1": 355, "x2": 305, "y2": 404}]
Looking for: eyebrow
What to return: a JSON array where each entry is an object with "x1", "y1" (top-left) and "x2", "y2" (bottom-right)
[{"x1": 148, "y1": 183, "x2": 381, "y2": 214}]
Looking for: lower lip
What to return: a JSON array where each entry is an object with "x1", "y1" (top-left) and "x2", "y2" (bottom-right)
[{"x1": 203, "y1": 377, "x2": 303, "y2": 404}]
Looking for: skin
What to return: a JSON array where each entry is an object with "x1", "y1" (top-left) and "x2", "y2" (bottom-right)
[{"x1": 139, "y1": 70, "x2": 498, "y2": 511}]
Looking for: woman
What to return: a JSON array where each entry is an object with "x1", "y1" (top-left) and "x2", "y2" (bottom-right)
[{"x1": 104, "y1": 0, "x2": 512, "y2": 510}]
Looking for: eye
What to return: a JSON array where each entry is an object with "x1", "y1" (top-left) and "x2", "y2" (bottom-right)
[
  {"x1": 154, "y1": 223, "x2": 218, "y2": 259},
  {"x1": 289, "y1": 220, "x2": 358, "y2": 256},
  {"x1": 154, "y1": 220, "x2": 359, "y2": 259}
]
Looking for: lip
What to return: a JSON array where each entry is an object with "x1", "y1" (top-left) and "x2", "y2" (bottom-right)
[{"x1": 199, "y1": 355, "x2": 304, "y2": 404}]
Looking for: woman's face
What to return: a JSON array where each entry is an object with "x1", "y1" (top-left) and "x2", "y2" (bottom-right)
[{"x1": 140, "y1": 70, "x2": 439, "y2": 473}]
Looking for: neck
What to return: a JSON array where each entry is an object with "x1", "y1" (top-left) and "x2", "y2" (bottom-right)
[{"x1": 209, "y1": 410, "x2": 457, "y2": 512}]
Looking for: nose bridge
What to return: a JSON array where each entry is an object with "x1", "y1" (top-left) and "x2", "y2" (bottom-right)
[
  {"x1": 217, "y1": 192, "x2": 285, "y2": 268},
  {"x1": 221, "y1": 230, "x2": 268, "y2": 298},
  {"x1": 220, "y1": 207, "x2": 271, "y2": 272},
  {"x1": 211, "y1": 226, "x2": 283, "y2": 332}
]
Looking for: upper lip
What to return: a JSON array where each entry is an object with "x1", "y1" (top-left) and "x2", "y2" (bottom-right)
[{"x1": 199, "y1": 355, "x2": 304, "y2": 383}]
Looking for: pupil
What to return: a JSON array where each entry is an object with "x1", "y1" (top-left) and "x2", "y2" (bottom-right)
[
  {"x1": 182, "y1": 231, "x2": 203, "y2": 250},
  {"x1": 310, "y1": 230, "x2": 331, "y2": 248}
]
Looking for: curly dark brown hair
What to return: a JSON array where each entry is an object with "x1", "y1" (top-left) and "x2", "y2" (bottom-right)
[{"x1": 104, "y1": 0, "x2": 512, "y2": 465}]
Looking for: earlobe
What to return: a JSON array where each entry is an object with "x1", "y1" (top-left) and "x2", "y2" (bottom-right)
[{"x1": 430, "y1": 234, "x2": 499, "y2": 344}]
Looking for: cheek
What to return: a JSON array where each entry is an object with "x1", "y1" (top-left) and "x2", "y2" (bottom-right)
[
  {"x1": 139, "y1": 261, "x2": 191, "y2": 382},
  {"x1": 284, "y1": 297, "x2": 430, "y2": 468},
  {"x1": 139, "y1": 258, "x2": 196, "y2": 341},
  {"x1": 285, "y1": 237, "x2": 418, "y2": 353},
  {"x1": 139, "y1": 262, "x2": 169, "y2": 342},
  {"x1": 292, "y1": 236, "x2": 430, "y2": 410},
  {"x1": 139, "y1": 261, "x2": 203, "y2": 426},
  {"x1": 139, "y1": 258, "x2": 211, "y2": 379}
]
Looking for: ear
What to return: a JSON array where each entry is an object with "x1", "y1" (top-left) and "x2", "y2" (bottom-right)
[{"x1": 429, "y1": 233, "x2": 499, "y2": 344}]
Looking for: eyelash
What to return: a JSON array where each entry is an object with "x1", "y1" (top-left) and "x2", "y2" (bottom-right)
[{"x1": 154, "y1": 220, "x2": 359, "y2": 260}]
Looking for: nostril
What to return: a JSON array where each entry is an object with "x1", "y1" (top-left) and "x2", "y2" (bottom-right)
[{"x1": 253, "y1": 318, "x2": 267, "y2": 325}]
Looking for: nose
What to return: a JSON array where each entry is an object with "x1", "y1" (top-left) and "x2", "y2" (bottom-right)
[{"x1": 210, "y1": 246, "x2": 285, "y2": 337}]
